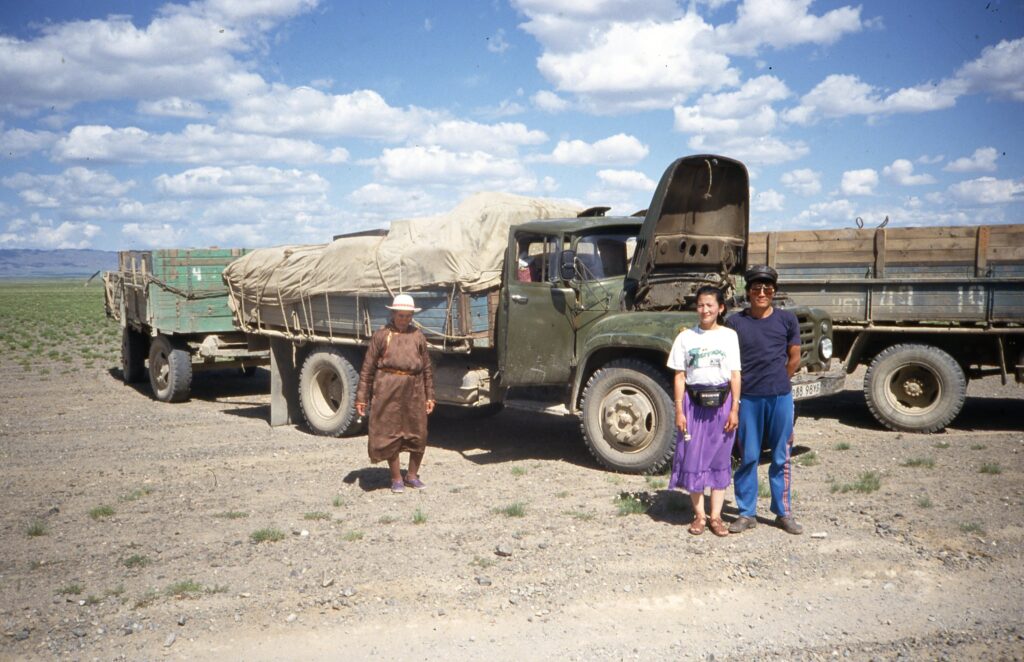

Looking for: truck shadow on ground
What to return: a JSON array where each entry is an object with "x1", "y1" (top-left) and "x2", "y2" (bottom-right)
[
  {"x1": 108, "y1": 367, "x2": 272, "y2": 419},
  {"x1": 794, "y1": 388, "x2": 1023, "y2": 433},
  {"x1": 427, "y1": 408, "x2": 598, "y2": 469}
]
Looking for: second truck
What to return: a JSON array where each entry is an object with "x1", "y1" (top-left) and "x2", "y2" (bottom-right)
[{"x1": 224, "y1": 155, "x2": 843, "y2": 473}]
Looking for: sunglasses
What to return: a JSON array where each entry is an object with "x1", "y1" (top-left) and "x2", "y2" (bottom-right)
[{"x1": 748, "y1": 284, "x2": 776, "y2": 294}]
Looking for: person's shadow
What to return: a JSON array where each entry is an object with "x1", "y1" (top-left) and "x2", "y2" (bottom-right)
[{"x1": 342, "y1": 466, "x2": 393, "y2": 492}]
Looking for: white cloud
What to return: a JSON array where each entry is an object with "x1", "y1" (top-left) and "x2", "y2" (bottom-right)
[
  {"x1": 535, "y1": 133, "x2": 648, "y2": 165},
  {"x1": 154, "y1": 166, "x2": 328, "y2": 198},
  {"x1": 793, "y1": 198, "x2": 857, "y2": 227},
  {"x1": 753, "y1": 188, "x2": 785, "y2": 212},
  {"x1": 949, "y1": 176, "x2": 1024, "y2": 204},
  {"x1": 714, "y1": 0, "x2": 864, "y2": 55},
  {"x1": 687, "y1": 134, "x2": 807, "y2": 165},
  {"x1": 2, "y1": 167, "x2": 135, "y2": 208},
  {"x1": 52, "y1": 124, "x2": 349, "y2": 165},
  {"x1": 944, "y1": 147, "x2": 999, "y2": 173},
  {"x1": 225, "y1": 86, "x2": 437, "y2": 140},
  {"x1": 347, "y1": 183, "x2": 440, "y2": 222},
  {"x1": 596, "y1": 169, "x2": 656, "y2": 191},
  {"x1": 780, "y1": 168, "x2": 820, "y2": 196},
  {"x1": 487, "y1": 28, "x2": 510, "y2": 54},
  {"x1": 375, "y1": 145, "x2": 527, "y2": 184},
  {"x1": 532, "y1": 13, "x2": 740, "y2": 111},
  {"x1": 841, "y1": 168, "x2": 878, "y2": 195},
  {"x1": 532, "y1": 90, "x2": 570, "y2": 112},
  {"x1": 419, "y1": 120, "x2": 547, "y2": 156},
  {"x1": 121, "y1": 222, "x2": 187, "y2": 248},
  {"x1": 917, "y1": 154, "x2": 944, "y2": 165},
  {"x1": 954, "y1": 37, "x2": 1024, "y2": 102},
  {"x1": 0, "y1": 212, "x2": 101, "y2": 248},
  {"x1": 882, "y1": 159, "x2": 935, "y2": 186},
  {"x1": 0, "y1": 127, "x2": 59, "y2": 157},
  {"x1": 137, "y1": 97, "x2": 208, "y2": 119},
  {"x1": 0, "y1": 0, "x2": 302, "y2": 114},
  {"x1": 783, "y1": 74, "x2": 961, "y2": 124}
]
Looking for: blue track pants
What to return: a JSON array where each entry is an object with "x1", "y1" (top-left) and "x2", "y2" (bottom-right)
[{"x1": 733, "y1": 393, "x2": 794, "y2": 518}]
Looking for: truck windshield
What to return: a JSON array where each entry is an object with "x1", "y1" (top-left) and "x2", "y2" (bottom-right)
[{"x1": 575, "y1": 232, "x2": 637, "y2": 281}]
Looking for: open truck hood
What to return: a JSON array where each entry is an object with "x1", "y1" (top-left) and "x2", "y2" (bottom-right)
[{"x1": 625, "y1": 154, "x2": 748, "y2": 310}]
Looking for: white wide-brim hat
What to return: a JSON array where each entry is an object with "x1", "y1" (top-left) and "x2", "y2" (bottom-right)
[{"x1": 386, "y1": 293, "x2": 421, "y2": 312}]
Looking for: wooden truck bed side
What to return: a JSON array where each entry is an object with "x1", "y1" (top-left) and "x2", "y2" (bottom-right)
[
  {"x1": 106, "y1": 248, "x2": 248, "y2": 335},
  {"x1": 747, "y1": 224, "x2": 1024, "y2": 326}
]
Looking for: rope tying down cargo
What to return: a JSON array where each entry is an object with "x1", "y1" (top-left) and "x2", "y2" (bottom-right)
[{"x1": 130, "y1": 274, "x2": 227, "y2": 301}]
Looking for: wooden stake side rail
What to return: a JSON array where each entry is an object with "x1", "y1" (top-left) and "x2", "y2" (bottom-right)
[{"x1": 748, "y1": 224, "x2": 1024, "y2": 326}]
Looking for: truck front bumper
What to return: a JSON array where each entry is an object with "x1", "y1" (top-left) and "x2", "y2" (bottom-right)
[{"x1": 791, "y1": 365, "x2": 847, "y2": 401}]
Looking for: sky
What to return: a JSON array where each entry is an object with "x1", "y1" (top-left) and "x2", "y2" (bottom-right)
[{"x1": 0, "y1": 0, "x2": 1022, "y2": 251}]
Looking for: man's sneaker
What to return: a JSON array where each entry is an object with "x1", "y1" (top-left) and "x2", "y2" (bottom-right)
[
  {"x1": 775, "y1": 516, "x2": 803, "y2": 535},
  {"x1": 728, "y1": 516, "x2": 757, "y2": 533},
  {"x1": 390, "y1": 481, "x2": 405, "y2": 494},
  {"x1": 403, "y1": 477, "x2": 426, "y2": 490}
]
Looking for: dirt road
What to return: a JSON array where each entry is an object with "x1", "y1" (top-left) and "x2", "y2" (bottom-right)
[{"x1": 1, "y1": 361, "x2": 1022, "y2": 661}]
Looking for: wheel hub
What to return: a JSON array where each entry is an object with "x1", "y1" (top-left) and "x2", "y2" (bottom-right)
[
  {"x1": 902, "y1": 379, "x2": 925, "y2": 398},
  {"x1": 602, "y1": 390, "x2": 654, "y2": 448}
]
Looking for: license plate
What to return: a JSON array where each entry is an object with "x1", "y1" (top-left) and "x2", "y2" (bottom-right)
[{"x1": 792, "y1": 381, "x2": 822, "y2": 400}]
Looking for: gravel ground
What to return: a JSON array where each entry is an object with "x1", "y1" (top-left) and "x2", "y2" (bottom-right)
[{"x1": 1, "y1": 361, "x2": 1022, "y2": 661}]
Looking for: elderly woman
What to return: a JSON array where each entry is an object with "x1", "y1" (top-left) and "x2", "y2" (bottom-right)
[{"x1": 355, "y1": 294, "x2": 436, "y2": 493}]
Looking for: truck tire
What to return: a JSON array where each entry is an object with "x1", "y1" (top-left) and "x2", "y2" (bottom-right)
[
  {"x1": 864, "y1": 344, "x2": 966, "y2": 433},
  {"x1": 299, "y1": 347, "x2": 363, "y2": 436},
  {"x1": 579, "y1": 359, "x2": 676, "y2": 474},
  {"x1": 121, "y1": 328, "x2": 148, "y2": 384},
  {"x1": 148, "y1": 335, "x2": 192, "y2": 402}
]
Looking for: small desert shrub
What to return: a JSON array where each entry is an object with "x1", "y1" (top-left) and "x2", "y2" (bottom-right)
[
  {"x1": 510, "y1": 466, "x2": 527, "y2": 477},
  {"x1": 213, "y1": 511, "x2": 248, "y2": 519},
  {"x1": 979, "y1": 463, "x2": 1002, "y2": 475},
  {"x1": 834, "y1": 442, "x2": 851, "y2": 451},
  {"x1": 959, "y1": 522, "x2": 984, "y2": 535},
  {"x1": 795, "y1": 451, "x2": 819, "y2": 467},
  {"x1": 304, "y1": 511, "x2": 330, "y2": 521},
  {"x1": 902, "y1": 457, "x2": 935, "y2": 469},
  {"x1": 412, "y1": 509, "x2": 428, "y2": 525},
  {"x1": 916, "y1": 495, "x2": 933, "y2": 508},
  {"x1": 644, "y1": 475, "x2": 667, "y2": 489},
  {"x1": 250, "y1": 528, "x2": 285, "y2": 543},
  {"x1": 494, "y1": 502, "x2": 526, "y2": 518},
  {"x1": 614, "y1": 494, "x2": 647, "y2": 516},
  {"x1": 123, "y1": 554, "x2": 150, "y2": 568},
  {"x1": 58, "y1": 584, "x2": 83, "y2": 596},
  {"x1": 830, "y1": 471, "x2": 881, "y2": 494},
  {"x1": 165, "y1": 580, "x2": 203, "y2": 597},
  {"x1": 120, "y1": 486, "x2": 154, "y2": 502},
  {"x1": 26, "y1": 520, "x2": 47, "y2": 537},
  {"x1": 89, "y1": 505, "x2": 115, "y2": 520},
  {"x1": 343, "y1": 530, "x2": 365, "y2": 541}
]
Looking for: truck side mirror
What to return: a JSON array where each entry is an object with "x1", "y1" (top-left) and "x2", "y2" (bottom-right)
[{"x1": 559, "y1": 250, "x2": 577, "y2": 281}]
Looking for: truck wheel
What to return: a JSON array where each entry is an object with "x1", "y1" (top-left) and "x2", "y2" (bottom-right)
[
  {"x1": 864, "y1": 344, "x2": 966, "y2": 433},
  {"x1": 148, "y1": 335, "x2": 192, "y2": 402},
  {"x1": 121, "y1": 328, "x2": 148, "y2": 384},
  {"x1": 299, "y1": 347, "x2": 362, "y2": 436},
  {"x1": 579, "y1": 359, "x2": 676, "y2": 474}
]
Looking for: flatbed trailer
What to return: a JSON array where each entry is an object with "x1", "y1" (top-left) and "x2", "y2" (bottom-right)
[
  {"x1": 748, "y1": 223, "x2": 1024, "y2": 432},
  {"x1": 104, "y1": 248, "x2": 268, "y2": 402}
]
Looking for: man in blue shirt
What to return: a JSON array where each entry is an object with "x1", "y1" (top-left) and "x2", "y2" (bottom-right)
[{"x1": 726, "y1": 265, "x2": 803, "y2": 535}]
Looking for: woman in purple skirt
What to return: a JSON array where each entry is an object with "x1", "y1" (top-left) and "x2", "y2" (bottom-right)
[{"x1": 666, "y1": 286, "x2": 741, "y2": 537}]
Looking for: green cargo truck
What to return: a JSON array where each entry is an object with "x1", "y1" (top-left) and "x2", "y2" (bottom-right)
[
  {"x1": 224, "y1": 155, "x2": 843, "y2": 473},
  {"x1": 103, "y1": 248, "x2": 269, "y2": 402}
]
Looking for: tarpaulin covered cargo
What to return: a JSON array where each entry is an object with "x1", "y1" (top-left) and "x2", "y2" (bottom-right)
[{"x1": 223, "y1": 192, "x2": 581, "y2": 303}]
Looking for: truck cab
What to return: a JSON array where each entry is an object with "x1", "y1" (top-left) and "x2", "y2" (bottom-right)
[{"x1": 497, "y1": 155, "x2": 841, "y2": 472}]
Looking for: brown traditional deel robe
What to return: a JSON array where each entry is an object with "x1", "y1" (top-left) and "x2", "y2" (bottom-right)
[{"x1": 356, "y1": 323, "x2": 435, "y2": 463}]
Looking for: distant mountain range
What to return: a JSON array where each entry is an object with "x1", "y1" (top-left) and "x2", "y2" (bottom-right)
[{"x1": 0, "y1": 249, "x2": 118, "y2": 279}]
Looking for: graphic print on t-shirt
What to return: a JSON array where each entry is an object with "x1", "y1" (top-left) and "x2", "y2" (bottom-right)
[{"x1": 687, "y1": 347, "x2": 726, "y2": 371}]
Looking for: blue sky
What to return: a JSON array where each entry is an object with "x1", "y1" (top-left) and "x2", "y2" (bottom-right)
[{"x1": 1, "y1": 0, "x2": 1022, "y2": 250}]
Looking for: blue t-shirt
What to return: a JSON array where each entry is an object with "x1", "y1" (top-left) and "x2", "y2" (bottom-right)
[{"x1": 726, "y1": 308, "x2": 800, "y2": 397}]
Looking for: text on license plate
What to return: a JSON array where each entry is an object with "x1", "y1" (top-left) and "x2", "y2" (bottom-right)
[{"x1": 792, "y1": 381, "x2": 822, "y2": 400}]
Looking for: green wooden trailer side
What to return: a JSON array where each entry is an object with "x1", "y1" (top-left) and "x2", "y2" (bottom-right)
[{"x1": 104, "y1": 248, "x2": 269, "y2": 402}]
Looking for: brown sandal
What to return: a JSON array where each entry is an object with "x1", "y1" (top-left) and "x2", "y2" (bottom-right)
[
  {"x1": 688, "y1": 516, "x2": 706, "y2": 535},
  {"x1": 708, "y1": 517, "x2": 730, "y2": 537}
]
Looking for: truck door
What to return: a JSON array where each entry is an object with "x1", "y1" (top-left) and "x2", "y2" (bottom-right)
[{"x1": 500, "y1": 232, "x2": 576, "y2": 385}]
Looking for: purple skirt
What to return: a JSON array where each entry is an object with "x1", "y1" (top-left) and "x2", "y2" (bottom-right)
[{"x1": 668, "y1": 386, "x2": 735, "y2": 493}]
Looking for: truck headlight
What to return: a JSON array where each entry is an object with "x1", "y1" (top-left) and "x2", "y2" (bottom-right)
[
  {"x1": 820, "y1": 320, "x2": 830, "y2": 335},
  {"x1": 820, "y1": 337, "x2": 833, "y2": 360}
]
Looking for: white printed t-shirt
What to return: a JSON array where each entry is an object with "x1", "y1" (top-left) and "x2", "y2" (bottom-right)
[{"x1": 666, "y1": 326, "x2": 741, "y2": 386}]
